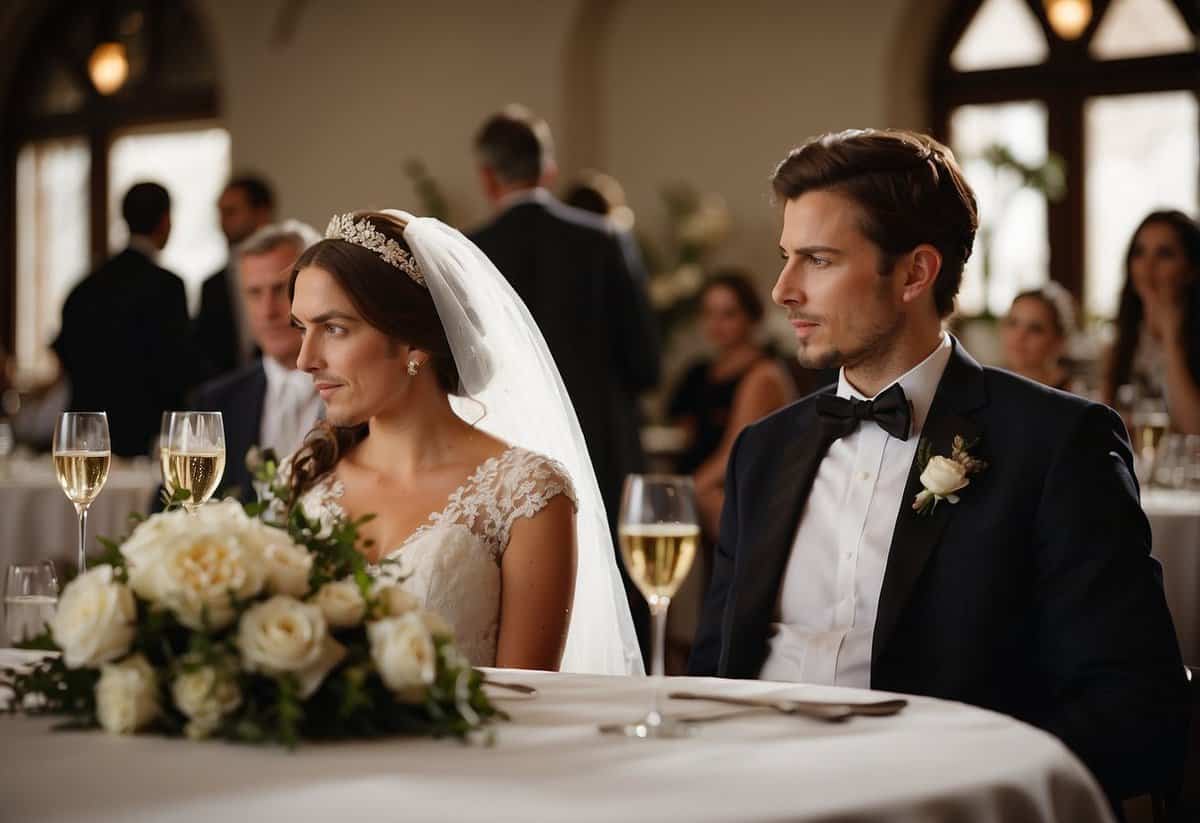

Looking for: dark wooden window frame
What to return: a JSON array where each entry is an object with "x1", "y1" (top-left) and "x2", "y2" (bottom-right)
[
  {"x1": 930, "y1": 0, "x2": 1200, "y2": 309},
  {"x1": 1, "y1": 0, "x2": 219, "y2": 355}
]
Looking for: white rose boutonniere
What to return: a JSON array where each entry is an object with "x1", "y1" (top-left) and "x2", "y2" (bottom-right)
[{"x1": 912, "y1": 435, "x2": 988, "y2": 515}]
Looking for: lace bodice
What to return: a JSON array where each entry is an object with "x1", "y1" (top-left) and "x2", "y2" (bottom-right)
[{"x1": 276, "y1": 446, "x2": 576, "y2": 666}]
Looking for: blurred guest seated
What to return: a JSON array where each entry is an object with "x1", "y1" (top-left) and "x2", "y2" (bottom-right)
[
  {"x1": 54, "y1": 182, "x2": 207, "y2": 457},
  {"x1": 1000, "y1": 282, "x2": 1077, "y2": 391},
  {"x1": 189, "y1": 220, "x2": 323, "y2": 502},
  {"x1": 564, "y1": 169, "x2": 636, "y2": 231},
  {"x1": 1102, "y1": 210, "x2": 1200, "y2": 434},
  {"x1": 195, "y1": 174, "x2": 276, "y2": 377},
  {"x1": 668, "y1": 271, "x2": 795, "y2": 536}
]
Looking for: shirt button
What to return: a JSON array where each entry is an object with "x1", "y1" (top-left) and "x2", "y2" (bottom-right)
[{"x1": 860, "y1": 471, "x2": 872, "y2": 481}]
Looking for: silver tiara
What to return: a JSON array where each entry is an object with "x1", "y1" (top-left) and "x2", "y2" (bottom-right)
[{"x1": 325, "y1": 213, "x2": 426, "y2": 288}]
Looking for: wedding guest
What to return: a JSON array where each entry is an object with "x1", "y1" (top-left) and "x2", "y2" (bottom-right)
[
  {"x1": 470, "y1": 105, "x2": 662, "y2": 660},
  {"x1": 195, "y1": 174, "x2": 276, "y2": 376},
  {"x1": 690, "y1": 129, "x2": 1188, "y2": 806},
  {"x1": 54, "y1": 182, "x2": 204, "y2": 456},
  {"x1": 668, "y1": 271, "x2": 794, "y2": 536},
  {"x1": 188, "y1": 221, "x2": 323, "y2": 501},
  {"x1": 1102, "y1": 210, "x2": 1200, "y2": 434},
  {"x1": 1000, "y1": 282, "x2": 1076, "y2": 391}
]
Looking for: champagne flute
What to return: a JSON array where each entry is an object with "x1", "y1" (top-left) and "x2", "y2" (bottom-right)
[
  {"x1": 52, "y1": 412, "x2": 110, "y2": 573},
  {"x1": 607, "y1": 474, "x2": 699, "y2": 739},
  {"x1": 163, "y1": 411, "x2": 226, "y2": 513},
  {"x1": 4, "y1": 562, "x2": 59, "y2": 645}
]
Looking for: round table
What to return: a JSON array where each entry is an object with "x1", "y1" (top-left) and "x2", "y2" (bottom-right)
[
  {"x1": 0, "y1": 666, "x2": 1112, "y2": 822},
  {"x1": 0, "y1": 454, "x2": 159, "y2": 577},
  {"x1": 1146, "y1": 489, "x2": 1200, "y2": 665}
]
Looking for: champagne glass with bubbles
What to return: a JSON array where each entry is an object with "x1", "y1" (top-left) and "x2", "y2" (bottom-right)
[
  {"x1": 163, "y1": 411, "x2": 225, "y2": 513},
  {"x1": 608, "y1": 474, "x2": 699, "y2": 739},
  {"x1": 53, "y1": 412, "x2": 110, "y2": 573}
]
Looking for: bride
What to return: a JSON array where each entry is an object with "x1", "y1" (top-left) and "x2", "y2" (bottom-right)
[{"x1": 279, "y1": 209, "x2": 642, "y2": 675}]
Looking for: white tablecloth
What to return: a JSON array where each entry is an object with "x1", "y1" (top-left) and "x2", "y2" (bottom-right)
[
  {"x1": 0, "y1": 455, "x2": 159, "y2": 575},
  {"x1": 0, "y1": 665, "x2": 1112, "y2": 822},
  {"x1": 1146, "y1": 489, "x2": 1200, "y2": 665}
]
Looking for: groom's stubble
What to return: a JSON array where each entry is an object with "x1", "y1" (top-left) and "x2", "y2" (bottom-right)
[{"x1": 792, "y1": 274, "x2": 905, "y2": 375}]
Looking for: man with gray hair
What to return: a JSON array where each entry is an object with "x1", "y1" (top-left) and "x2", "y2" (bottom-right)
[{"x1": 189, "y1": 220, "x2": 323, "y2": 500}]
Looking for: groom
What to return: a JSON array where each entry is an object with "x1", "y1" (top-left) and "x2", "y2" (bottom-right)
[{"x1": 689, "y1": 129, "x2": 1189, "y2": 804}]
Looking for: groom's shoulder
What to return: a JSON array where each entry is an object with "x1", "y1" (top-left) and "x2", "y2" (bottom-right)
[{"x1": 977, "y1": 364, "x2": 1124, "y2": 447}]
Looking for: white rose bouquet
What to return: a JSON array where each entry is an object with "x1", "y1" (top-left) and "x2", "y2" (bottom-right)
[{"x1": 1, "y1": 489, "x2": 499, "y2": 746}]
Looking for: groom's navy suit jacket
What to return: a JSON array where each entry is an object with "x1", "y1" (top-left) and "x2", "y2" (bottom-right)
[{"x1": 689, "y1": 341, "x2": 1189, "y2": 801}]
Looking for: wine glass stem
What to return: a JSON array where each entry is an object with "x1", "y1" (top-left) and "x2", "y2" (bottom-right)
[
  {"x1": 76, "y1": 505, "x2": 88, "y2": 573},
  {"x1": 649, "y1": 596, "x2": 670, "y2": 720}
]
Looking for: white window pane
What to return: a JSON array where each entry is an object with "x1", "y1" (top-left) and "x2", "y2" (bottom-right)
[
  {"x1": 951, "y1": 0, "x2": 1050, "y2": 71},
  {"x1": 1090, "y1": 0, "x2": 1196, "y2": 60},
  {"x1": 1085, "y1": 91, "x2": 1199, "y2": 318},
  {"x1": 108, "y1": 126, "x2": 230, "y2": 312},
  {"x1": 950, "y1": 102, "x2": 1051, "y2": 317},
  {"x1": 15, "y1": 139, "x2": 90, "y2": 380}
]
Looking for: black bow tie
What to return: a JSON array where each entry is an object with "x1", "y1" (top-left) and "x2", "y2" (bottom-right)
[{"x1": 816, "y1": 383, "x2": 912, "y2": 441}]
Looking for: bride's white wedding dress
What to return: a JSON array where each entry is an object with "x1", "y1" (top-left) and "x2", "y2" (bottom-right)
[{"x1": 279, "y1": 446, "x2": 576, "y2": 667}]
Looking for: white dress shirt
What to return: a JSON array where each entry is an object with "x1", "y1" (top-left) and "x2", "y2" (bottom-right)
[
  {"x1": 260, "y1": 356, "x2": 322, "y2": 457},
  {"x1": 760, "y1": 333, "x2": 953, "y2": 688}
]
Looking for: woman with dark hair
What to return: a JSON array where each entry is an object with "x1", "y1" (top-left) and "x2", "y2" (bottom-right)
[
  {"x1": 669, "y1": 271, "x2": 795, "y2": 536},
  {"x1": 1000, "y1": 281, "x2": 1077, "y2": 391},
  {"x1": 279, "y1": 210, "x2": 642, "y2": 675},
  {"x1": 1102, "y1": 210, "x2": 1200, "y2": 434}
]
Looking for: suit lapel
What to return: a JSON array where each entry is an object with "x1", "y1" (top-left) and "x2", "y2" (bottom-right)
[
  {"x1": 871, "y1": 343, "x2": 987, "y2": 668},
  {"x1": 725, "y1": 397, "x2": 833, "y2": 676}
]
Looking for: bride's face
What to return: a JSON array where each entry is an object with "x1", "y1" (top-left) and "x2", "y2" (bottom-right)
[{"x1": 291, "y1": 265, "x2": 410, "y2": 425}]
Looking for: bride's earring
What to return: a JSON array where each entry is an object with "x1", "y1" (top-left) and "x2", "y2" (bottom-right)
[{"x1": 407, "y1": 359, "x2": 421, "y2": 377}]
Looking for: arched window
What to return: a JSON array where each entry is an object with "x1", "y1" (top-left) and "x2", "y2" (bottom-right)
[
  {"x1": 933, "y1": 0, "x2": 1198, "y2": 320},
  {"x1": 2, "y1": 0, "x2": 226, "y2": 378}
]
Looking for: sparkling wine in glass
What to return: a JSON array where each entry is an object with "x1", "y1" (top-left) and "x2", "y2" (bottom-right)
[
  {"x1": 4, "y1": 562, "x2": 59, "y2": 645},
  {"x1": 163, "y1": 411, "x2": 226, "y2": 513},
  {"x1": 608, "y1": 474, "x2": 699, "y2": 739},
  {"x1": 53, "y1": 412, "x2": 110, "y2": 573}
]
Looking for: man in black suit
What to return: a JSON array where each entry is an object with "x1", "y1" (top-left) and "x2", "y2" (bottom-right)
[
  {"x1": 54, "y1": 183, "x2": 204, "y2": 457},
  {"x1": 689, "y1": 129, "x2": 1189, "y2": 805},
  {"x1": 189, "y1": 221, "x2": 322, "y2": 501},
  {"x1": 469, "y1": 106, "x2": 662, "y2": 654},
  {"x1": 194, "y1": 175, "x2": 276, "y2": 377}
]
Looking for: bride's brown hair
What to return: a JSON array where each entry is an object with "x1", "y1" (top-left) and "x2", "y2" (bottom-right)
[{"x1": 283, "y1": 211, "x2": 460, "y2": 504}]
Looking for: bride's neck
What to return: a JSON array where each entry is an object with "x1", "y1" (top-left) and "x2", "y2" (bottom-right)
[{"x1": 354, "y1": 391, "x2": 474, "y2": 477}]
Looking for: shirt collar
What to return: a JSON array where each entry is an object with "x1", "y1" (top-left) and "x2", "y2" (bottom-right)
[
  {"x1": 836, "y1": 331, "x2": 953, "y2": 437},
  {"x1": 127, "y1": 235, "x2": 161, "y2": 264},
  {"x1": 262, "y1": 356, "x2": 311, "y2": 393},
  {"x1": 496, "y1": 186, "x2": 551, "y2": 214}
]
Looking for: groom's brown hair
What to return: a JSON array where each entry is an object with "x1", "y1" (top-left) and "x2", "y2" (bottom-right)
[{"x1": 771, "y1": 129, "x2": 978, "y2": 318}]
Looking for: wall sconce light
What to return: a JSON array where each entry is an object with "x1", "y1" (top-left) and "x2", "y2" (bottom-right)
[
  {"x1": 1044, "y1": 0, "x2": 1093, "y2": 40},
  {"x1": 88, "y1": 42, "x2": 129, "y2": 95}
]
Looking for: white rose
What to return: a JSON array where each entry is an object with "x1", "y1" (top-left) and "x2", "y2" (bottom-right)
[
  {"x1": 237, "y1": 596, "x2": 345, "y2": 698},
  {"x1": 261, "y1": 539, "x2": 313, "y2": 598},
  {"x1": 50, "y1": 565, "x2": 136, "y2": 669},
  {"x1": 171, "y1": 665, "x2": 241, "y2": 740},
  {"x1": 127, "y1": 529, "x2": 266, "y2": 630},
  {"x1": 311, "y1": 580, "x2": 366, "y2": 629},
  {"x1": 375, "y1": 584, "x2": 421, "y2": 618},
  {"x1": 95, "y1": 654, "x2": 159, "y2": 734},
  {"x1": 368, "y1": 613, "x2": 436, "y2": 702},
  {"x1": 919, "y1": 456, "x2": 969, "y2": 497}
]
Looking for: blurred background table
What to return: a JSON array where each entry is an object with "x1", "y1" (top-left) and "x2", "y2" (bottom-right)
[
  {"x1": 1146, "y1": 489, "x2": 1200, "y2": 666},
  {"x1": 0, "y1": 451, "x2": 159, "y2": 575}
]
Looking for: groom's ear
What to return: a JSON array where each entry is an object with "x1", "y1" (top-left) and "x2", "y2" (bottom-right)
[{"x1": 898, "y1": 244, "x2": 942, "y2": 308}]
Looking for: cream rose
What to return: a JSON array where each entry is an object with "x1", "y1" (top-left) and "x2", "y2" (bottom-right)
[
  {"x1": 261, "y1": 539, "x2": 313, "y2": 598},
  {"x1": 375, "y1": 584, "x2": 421, "y2": 618},
  {"x1": 171, "y1": 665, "x2": 241, "y2": 739},
  {"x1": 95, "y1": 654, "x2": 159, "y2": 734},
  {"x1": 236, "y1": 596, "x2": 345, "y2": 698},
  {"x1": 50, "y1": 565, "x2": 136, "y2": 669},
  {"x1": 311, "y1": 580, "x2": 366, "y2": 628},
  {"x1": 126, "y1": 528, "x2": 266, "y2": 630},
  {"x1": 368, "y1": 613, "x2": 436, "y2": 702},
  {"x1": 420, "y1": 610, "x2": 453, "y2": 639},
  {"x1": 919, "y1": 456, "x2": 969, "y2": 497}
]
